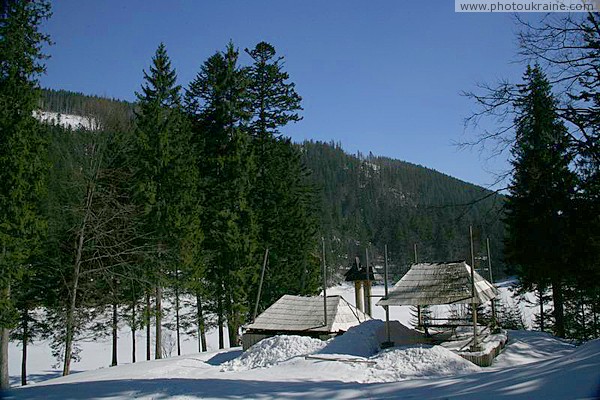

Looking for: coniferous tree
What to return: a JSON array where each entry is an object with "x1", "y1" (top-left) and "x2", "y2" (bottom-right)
[
  {"x1": 186, "y1": 42, "x2": 258, "y2": 348},
  {"x1": 0, "y1": 0, "x2": 51, "y2": 389},
  {"x1": 245, "y1": 42, "x2": 302, "y2": 138},
  {"x1": 504, "y1": 65, "x2": 577, "y2": 338},
  {"x1": 133, "y1": 43, "x2": 194, "y2": 359},
  {"x1": 10, "y1": 255, "x2": 52, "y2": 386},
  {"x1": 245, "y1": 42, "x2": 319, "y2": 310}
]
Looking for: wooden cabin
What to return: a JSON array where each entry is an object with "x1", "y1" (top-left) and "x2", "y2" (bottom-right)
[{"x1": 242, "y1": 294, "x2": 370, "y2": 350}]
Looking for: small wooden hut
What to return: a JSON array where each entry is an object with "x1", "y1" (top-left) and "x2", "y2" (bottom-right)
[
  {"x1": 377, "y1": 261, "x2": 498, "y2": 307},
  {"x1": 377, "y1": 261, "x2": 499, "y2": 353},
  {"x1": 242, "y1": 294, "x2": 370, "y2": 350}
]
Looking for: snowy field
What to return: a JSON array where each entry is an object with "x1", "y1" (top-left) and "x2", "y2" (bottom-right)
[{"x1": 5, "y1": 281, "x2": 600, "y2": 399}]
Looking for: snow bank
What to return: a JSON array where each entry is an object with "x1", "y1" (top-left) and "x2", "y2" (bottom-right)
[
  {"x1": 316, "y1": 320, "x2": 480, "y2": 383},
  {"x1": 221, "y1": 335, "x2": 325, "y2": 371},
  {"x1": 319, "y1": 319, "x2": 383, "y2": 357},
  {"x1": 365, "y1": 345, "x2": 481, "y2": 382},
  {"x1": 493, "y1": 329, "x2": 574, "y2": 367}
]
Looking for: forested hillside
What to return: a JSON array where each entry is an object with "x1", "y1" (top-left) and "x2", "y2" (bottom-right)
[
  {"x1": 38, "y1": 88, "x2": 506, "y2": 281},
  {"x1": 39, "y1": 88, "x2": 135, "y2": 130},
  {"x1": 301, "y1": 141, "x2": 505, "y2": 279}
]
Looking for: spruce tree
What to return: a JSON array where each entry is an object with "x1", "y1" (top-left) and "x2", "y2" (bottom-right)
[
  {"x1": 186, "y1": 42, "x2": 258, "y2": 348},
  {"x1": 0, "y1": 0, "x2": 51, "y2": 389},
  {"x1": 504, "y1": 65, "x2": 576, "y2": 338},
  {"x1": 133, "y1": 42, "x2": 194, "y2": 359},
  {"x1": 245, "y1": 42, "x2": 319, "y2": 310},
  {"x1": 245, "y1": 42, "x2": 302, "y2": 138}
]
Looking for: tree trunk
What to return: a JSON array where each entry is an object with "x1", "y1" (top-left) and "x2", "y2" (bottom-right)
[
  {"x1": 538, "y1": 287, "x2": 544, "y2": 332},
  {"x1": 64, "y1": 179, "x2": 95, "y2": 376},
  {"x1": 145, "y1": 290, "x2": 151, "y2": 361},
  {"x1": 580, "y1": 294, "x2": 586, "y2": 340},
  {"x1": 0, "y1": 325, "x2": 8, "y2": 390},
  {"x1": 217, "y1": 296, "x2": 224, "y2": 349},
  {"x1": 111, "y1": 301, "x2": 118, "y2": 366},
  {"x1": 593, "y1": 300, "x2": 598, "y2": 338},
  {"x1": 63, "y1": 263, "x2": 80, "y2": 376},
  {"x1": 175, "y1": 269, "x2": 181, "y2": 356},
  {"x1": 196, "y1": 292, "x2": 207, "y2": 352},
  {"x1": 131, "y1": 295, "x2": 136, "y2": 364},
  {"x1": 155, "y1": 286, "x2": 162, "y2": 359},
  {"x1": 0, "y1": 283, "x2": 10, "y2": 390},
  {"x1": 21, "y1": 309, "x2": 28, "y2": 386},
  {"x1": 226, "y1": 293, "x2": 238, "y2": 348},
  {"x1": 551, "y1": 277, "x2": 565, "y2": 338},
  {"x1": 227, "y1": 321, "x2": 239, "y2": 348}
]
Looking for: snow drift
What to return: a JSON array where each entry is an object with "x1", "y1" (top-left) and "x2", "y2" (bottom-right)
[
  {"x1": 366, "y1": 345, "x2": 481, "y2": 383},
  {"x1": 221, "y1": 335, "x2": 326, "y2": 371}
]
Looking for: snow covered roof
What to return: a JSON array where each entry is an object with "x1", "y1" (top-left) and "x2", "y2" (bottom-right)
[
  {"x1": 246, "y1": 294, "x2": 370, "y2": 333},
  {"x1": 377, "y1": 261, "x2": 499, "y2": 306}
]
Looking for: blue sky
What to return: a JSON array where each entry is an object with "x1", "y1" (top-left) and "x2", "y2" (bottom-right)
[{"x1": 40, "y1": 1, "x2": 538, "y2": 189}]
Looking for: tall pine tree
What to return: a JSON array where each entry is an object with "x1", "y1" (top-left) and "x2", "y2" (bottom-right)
[
  {"x1": 0, "y1": 0, "x2": 51, "y2": 389},
  {"x1": 245, "y1": 42, "x2": 319, "y2": 311},
  {"x1": 133, "y1": 43, "x2": 194, "y2": 359},
  {"x1": 185, "y1": 42, "x2": 258, "y2": 348},
  {"x1": 505, "y1": 65, "x2": 576, "y2": 338}
]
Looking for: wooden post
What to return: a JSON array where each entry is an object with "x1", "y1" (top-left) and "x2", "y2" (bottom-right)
[
  {"x1": 354, "y1": 281, "x2": 363, "y2": 312},
  {"x1": 353, "y1": 257, "x2": 363, "y2": 312},
  {"x1": 414, "y1": 243, "x2": 422, "y2": 327},
  {"x1": 414, "y1": 243, "x2": 418, "y2": 264},
  {"x1": 384, "y1": 245, "x2": 392, "y2": 345},
  {"x1": 470, "y1": 225, "x2": 479, "y2": 351},
  {"x1": 365, "y1": 248, "x2": 371, "y2": 316},
  {"x1": 486, "y1": 237, "x2": 496, "y2": 320},
  {"x1": 253, "y1": 248, "x2": 269, "y2": 322},
  {"x1": 322, "y1": 238, "x2": 328, "y2": 327},
  {"x1": 364, "y1": 281, "x2": 372, "y2": 317}
]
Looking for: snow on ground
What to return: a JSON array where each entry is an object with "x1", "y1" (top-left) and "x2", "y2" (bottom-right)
[
  {"x1": 0, "y1": 280, "x2": 571, "y2": 384},
  {"x1": 319, "y1": 319, "x2": 382, "y2": 357},
  {"x1": 221, "y1": 335, "x2": 326, "y2": 371},
  {"x1": 4, "y1": 328, "x2": 600, "y2": 399},
  {"x1": 6, "y1": 280, "x2": 501, "y2": 386},
  {"x1": 367, "y1": 344, "x2": 481, "y2": 382},
  {"x1": 5, "y1": 280, "x2": 600, "y2": 399},
  {"x1": 492, "y1": 329, "x2": 575, "y2": 368}
]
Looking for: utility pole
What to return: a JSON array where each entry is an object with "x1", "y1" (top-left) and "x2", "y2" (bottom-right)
[
  {"x1": 414, "y1": 243, "x2": 421, "y2": 327},
  {"x1": 383, "y1": 244, "x2": 393, "y2": 347},
  {"x1": 414, "y1": 243, "x2": 418, "y2": 264},
  {"x1": 322, "y1": 238, "x2": 328, "y2": 327},
  {"x1": 365, "y1": 247, "x2": 371, "y2": 316},
  {"x1": 253, "y1": 248, "x2": 269, "y2": 322},
  {"x1": 470, "y1": 225, "x2": 479, "y2": 351},
  {"x1": 486, "y1": 237, "x2": 496, "y2": 320}
]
